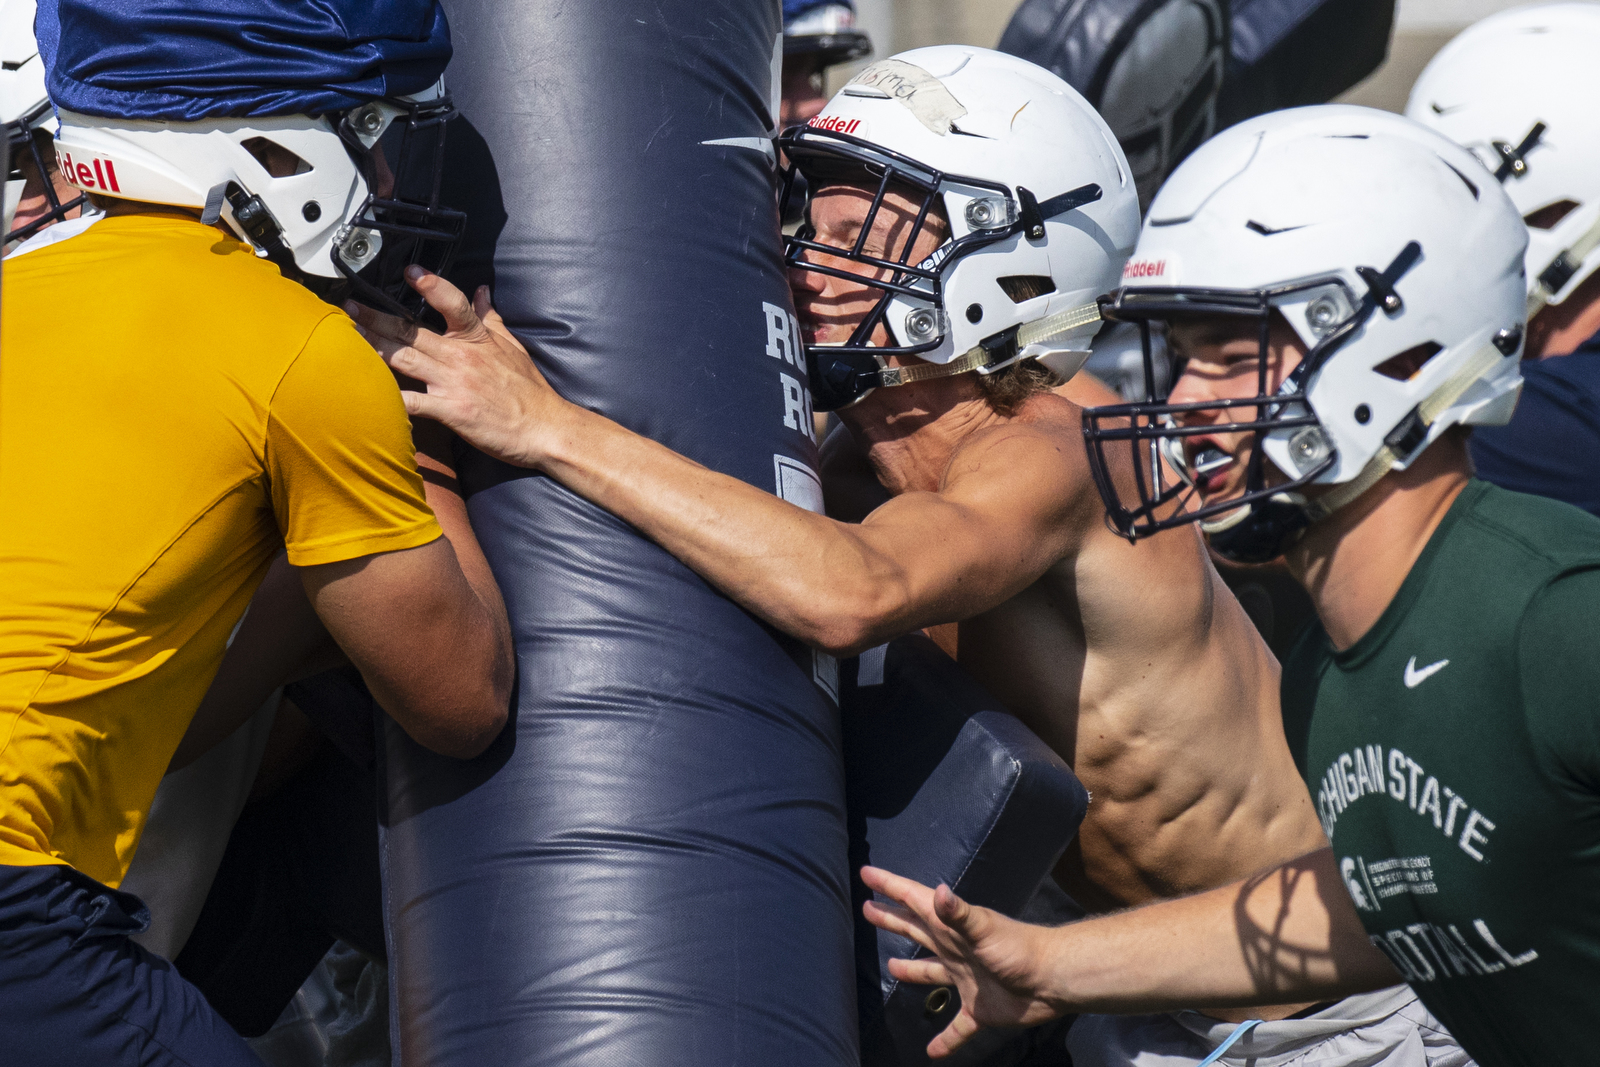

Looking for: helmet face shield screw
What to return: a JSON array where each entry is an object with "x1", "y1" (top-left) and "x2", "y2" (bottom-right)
[
  {"x1": 337, "y1": 225, "x2": 383, "y2": 271},
  {"x1": 351, "y1": 105, "x2": 384, "y2": 135},
  {"x1": 963, "y1": 196, "x2": 1010, "y2": 232},
  {"x1": 302, "y1": 201, "x2": 321, "y2": 222},
  {"x1": 904, "y1": 308, "x2": 943, "y2": 343},
  {"x1": 1306, "y1": 295, "x2": 1342, "y2": 334},
  {"x1": 1289, "y1": 426, "x2": 1332, "y2": 473},
  {"x1": 966, "y1": 303, "x2": 983, "y2": 323},
  {"x1": 1355, "y1": 404, "x2": 1371, "y2": 424}
]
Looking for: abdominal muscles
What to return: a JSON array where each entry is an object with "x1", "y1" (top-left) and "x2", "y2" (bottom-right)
[{"x1": 955, "y1": 537, "x2": 1325, "y2": 915}]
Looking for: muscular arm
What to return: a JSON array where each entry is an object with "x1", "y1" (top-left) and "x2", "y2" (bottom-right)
[
  {"x1": 301, "y1": 430, "x2": 513, "y2": 759},
  {"x1": 352, "y1": 274, "x2": 1097, "y2": 656},
  {"x1": 540, "y1": 409, "x2": 1087, "y2": 654},
  {"x1": 860, "y1": 851, "x2": 1398, "y2": 1057},
  {"x1": 173, "y1": 428, "x2": 512, "y2": 765}
]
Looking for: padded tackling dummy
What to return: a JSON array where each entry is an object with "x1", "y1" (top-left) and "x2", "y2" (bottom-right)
[
  {"x1": 1217, "y1": 0, "x2": 1394, "y2": 125},
  {"x1": 379, "y1": 2, "x2": 854, "y2": 1065},
  {"x1": 999, "y1": 0, "x2": 1396, "y2": 207},
  {"x1": 845, "y1": 635, "x2": 1090, "y2": 1066},
  {"x1": 998, "y1": 0, "x2": 1230, "y2": 210}
]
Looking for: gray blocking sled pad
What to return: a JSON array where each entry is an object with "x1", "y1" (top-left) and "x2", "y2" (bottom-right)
[{"x1": 845, "y1": 635, "x2": 1091, "y2": 1065}]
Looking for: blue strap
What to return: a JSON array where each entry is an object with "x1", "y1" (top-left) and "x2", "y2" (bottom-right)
[{"x1": 1195, "y1": 1019, "x2": 1263, "y2": 1067}]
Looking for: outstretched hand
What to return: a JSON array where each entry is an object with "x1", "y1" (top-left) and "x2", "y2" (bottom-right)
[
  {"x1": 861, "y1": 866, "x2": 1069, "y2": 1059},
  {"x1": 347, "y1": 265, "x2": 564, "y2": 470}
]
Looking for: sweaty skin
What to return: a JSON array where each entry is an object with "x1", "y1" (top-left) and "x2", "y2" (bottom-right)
[{"x1": 354, "y1": 189, "x2": 1325, "y2": 1017}]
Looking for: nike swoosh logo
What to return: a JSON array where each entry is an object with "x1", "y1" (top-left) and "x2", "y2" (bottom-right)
[
  {"x1": 1431, "y1": 102, "x2": 1466, "y2": 116},
  {"x1": 1245, "y1": 219, "x2": 1307, "y2": 236},
  {"x1": 1404, "y1": 656, "x2": 1450, "y2": 689}
]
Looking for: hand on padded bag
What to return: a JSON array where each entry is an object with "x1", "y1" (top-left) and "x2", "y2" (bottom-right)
[
  {"x1": 861, "y1": 865, "x2": 1070, "y2": 1058},
  {"x1": 348, "y1": 265, "x2": 565, "y2": 471}
]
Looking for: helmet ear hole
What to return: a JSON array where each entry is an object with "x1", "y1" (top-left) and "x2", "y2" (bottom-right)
[
  {"x1": 997, "y1": 275, "x2": 1056, "y2": 302},
  {"x1": 1524, "y1": 198, "x2": 1580, "y2": 230},
  {"x1": 240, "y1": 137, "x2": 312, "y2": 178},
  {"x1": 1373, "y1": 341, "x2": 1443, "y2": 382}
]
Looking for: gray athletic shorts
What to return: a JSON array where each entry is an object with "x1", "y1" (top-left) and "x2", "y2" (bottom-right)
[{"x1": 1067, "y1": 985, "x2": 1473, "y2": 1067}]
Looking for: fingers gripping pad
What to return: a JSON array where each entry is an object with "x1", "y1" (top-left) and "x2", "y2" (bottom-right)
[{"x1": 845, "y1": 636, "x2": 1090, "y2": 1065}]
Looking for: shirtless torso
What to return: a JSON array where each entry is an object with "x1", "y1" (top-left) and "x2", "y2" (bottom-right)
[
  {"x1": 955, "y1": 495, "x2": 1321, "y2": 914},
  {"x1": 824, "y1": 383, "x2": 1325, "y2": 920}
]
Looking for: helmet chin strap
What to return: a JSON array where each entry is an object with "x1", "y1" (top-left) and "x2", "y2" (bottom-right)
[
  {"x1": 1302, "y1": 337, "x2": 1509, "y2": 526},
  {"x1": 873, "y1": 300, "x2": 1102, "y2": 388},
  {"x1": 201, "y1": 179, "x2": 301, "y2": 279}
]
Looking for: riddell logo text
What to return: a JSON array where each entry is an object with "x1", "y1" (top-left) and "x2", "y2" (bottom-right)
[
  {"x1": 1123, "y1": 259, "x2": 1166, "y2": 279},
  {"x1": 58, "y1": 152, "x2": 121, "y2": 194},
  {"x1": 807, "y1": 115, "x2": 862, "y2": 135}
]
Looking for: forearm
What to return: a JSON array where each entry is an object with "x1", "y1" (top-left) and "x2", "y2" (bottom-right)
[
  {"x1": 535, "y1": 405, "x2": 910, "y2": 653},
  {"x1": 359, "y1": 280, "x2": 1061, "y2": 654},
  {"x1": 1041, "y1": 849, "x2": 1398, "y2": 1013}
]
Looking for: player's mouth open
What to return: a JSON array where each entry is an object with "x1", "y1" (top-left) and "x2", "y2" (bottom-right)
[{"x1": 1188, "y1": 445, "x2": 1234, "y2": 494}]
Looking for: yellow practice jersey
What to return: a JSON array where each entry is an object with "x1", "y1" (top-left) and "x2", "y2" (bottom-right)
[{"x1": 0, "y1": 213, "x2": 442, "y2": 887}]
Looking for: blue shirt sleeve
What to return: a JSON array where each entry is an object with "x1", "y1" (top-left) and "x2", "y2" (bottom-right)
[{"x1": 1471, "y1": 351, "x2": 1600, "y2": 518}]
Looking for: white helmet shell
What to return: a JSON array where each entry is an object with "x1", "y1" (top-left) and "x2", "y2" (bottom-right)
[
  {"x1": 1406, "y1": 3, "x2": 1600, "y2": 308},
  {"x1": 1129, "y1": 105, "x2": 1527, "y2": 485},
  {"x1": 50, "y1": 100, "x2": 413, "y2": 279},
  {"x1": 799, "y1": 45, "x2": 1140, "y2": 377}
]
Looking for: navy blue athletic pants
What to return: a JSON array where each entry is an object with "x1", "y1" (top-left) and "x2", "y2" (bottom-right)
[{"x1": 0, "y1": 863, "x2": 261, "y2": 1066}]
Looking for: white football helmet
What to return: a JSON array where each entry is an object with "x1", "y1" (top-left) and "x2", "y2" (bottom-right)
[
  {"x1": 52, "y1": 81, "x2": 463, "y2": 317},
  {"x1": 1406, "y1": 3, "x2": 1600, "y2": 317},
  {"x1": 2, "y1": 0, "x2": 86, "y2": 247},
  {"x1": 778, "y1": 45, "x2": 1141, "y2": 410},
  {"x1": 1082, "y1": 105, "x2": 1528, "y2": 563}
]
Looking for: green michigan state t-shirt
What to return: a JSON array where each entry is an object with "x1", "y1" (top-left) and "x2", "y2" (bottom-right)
[{"x1": 1282, "y1": 480, "x2": 1600, "y2": 1067}]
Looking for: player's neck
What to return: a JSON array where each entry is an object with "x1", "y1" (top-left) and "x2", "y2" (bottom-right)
[
  {"x1": 96, "y1": 197, "x2": 202, "y2": 221},
  {"x1": 1284, "y1": 437, "x2": 1473, "y2": 651},
  {"x1": 842, "y1": 380, "x2": 1006, "y2": 495}
]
